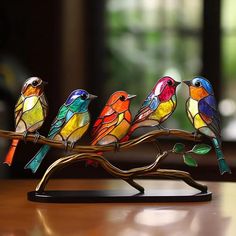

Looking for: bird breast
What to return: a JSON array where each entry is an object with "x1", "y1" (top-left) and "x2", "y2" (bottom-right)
[{"x1": 149, "y1": 98, "x2": 176, "y2": 122}]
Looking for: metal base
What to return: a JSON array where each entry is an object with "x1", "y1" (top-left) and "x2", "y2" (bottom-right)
[{"x1": 28, "y1": 189, "x2": 212, "y2": 203}]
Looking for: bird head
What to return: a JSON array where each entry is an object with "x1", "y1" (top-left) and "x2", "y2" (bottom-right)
[
  {"x1": 65, "y1": 89, "x2": 97, "y2": 111},
  {"x1": 107, "y1": 91, "x2": 136, "y2": 113},
  {"x1": 22, "y1": 77, "x2": 47, "y2": 96},
  {"x1": 183, "y1": 76, "x2": 214, "y2": 101},
  {"x1": 152, "y1": 76, "x2": 180, "y2": 102}
]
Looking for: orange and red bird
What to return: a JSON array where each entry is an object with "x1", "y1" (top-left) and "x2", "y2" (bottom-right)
[
  {"x1": 4, "y1": 77, "x2": 48, "y2": 166},
  {"x1": 87, "y1": 91, "x2": 135, "y2": 165},
  {"x1": 91, "y1": 91, "x2": 136, "y2": 146}
]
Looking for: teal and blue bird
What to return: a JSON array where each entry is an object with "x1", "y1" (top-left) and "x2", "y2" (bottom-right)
[
  {"x1": 184, "y1": 76, "x2": 231, "y2": 175},
  {"x1": 24, "y1": 89, "x2": 97, "y2": 173}
]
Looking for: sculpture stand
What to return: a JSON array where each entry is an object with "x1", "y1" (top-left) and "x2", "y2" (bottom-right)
[
  {"x1": 0, "y1": 129, "x2": 212, "y2": 203},
  {"x1": 27, "y1": 189, "x2": 212, "y2": 203},
  {"x1": 28, "y1": 152, "x2": 212, "y2": 203}
]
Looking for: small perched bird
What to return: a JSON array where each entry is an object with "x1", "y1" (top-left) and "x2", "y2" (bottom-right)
[
  {"x1": 24, "y1": 89, "x2": 97, "y2": 173},
  {"x1": 4, "y1": 77, "x2": 48, "y2": 166},
  {"x1": 184, "y1": 76, "x2": 231, "y2": 175},
  {"x1": 92, "y1": 91, "x2": 135, "y2": 145},
  {"x1": 87, "y1": 91, "x2": 135, "y2": 166},
  {"x1": 128, "y1": 76, "x2": 180, "y2": 137}
]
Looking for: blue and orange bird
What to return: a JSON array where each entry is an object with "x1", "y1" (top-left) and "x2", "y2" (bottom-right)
[
  {"x1": 184, "y1": 76, "x2": 231, "y2": 175},
  {"x1": 128, "y1": 76, "x2": 180, "y2": 137},
  {"x1": 87, "y1": 91, "x2": 135, "y2": 165},
  {"x1": 24, "y1": 89, "x2": 97, "y2": 173},
  {"x1": 4, "y1": 77, "x2": 48, "y2": 166}
]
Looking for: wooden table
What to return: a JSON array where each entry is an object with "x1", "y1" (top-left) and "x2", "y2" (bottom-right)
[{"x1": 0, "y1": 179, "x2": 235, "y2": 236}]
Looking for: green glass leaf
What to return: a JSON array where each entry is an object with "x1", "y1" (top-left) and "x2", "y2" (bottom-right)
[
  {"x1": 183, "y1": 153, "x2": 198, "y2": 167},
  {"x1": 173, "y1": 143, "x2": 185, "y2": 153},
  {"x1": 191, "y1": 144, "x2": 212, "y2": 155}
]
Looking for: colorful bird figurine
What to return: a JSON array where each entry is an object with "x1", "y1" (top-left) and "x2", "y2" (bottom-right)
[
  {"x1": 128, "y1": 76, "x2": 180, "y2": 137},
  {"x1": 184, "y1": 76, "x2": 231, "y2": 175},
  {"x1": 4, "y1": 77, "x2": 48, "y2": 166},
  {"x1": 91, "y1": 91, "x2": 135, "y2": 145},
  {"x1": 87, "y1": 91, "x2": 135, "y2": 166},
  {"x1": 24, "y1": 89, "x2": 97, "y2": 173}
]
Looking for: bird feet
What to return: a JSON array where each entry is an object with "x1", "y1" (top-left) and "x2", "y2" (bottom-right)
[
  {"x1": 63, "y1": 140, "x2": 76, "y2": 151},
  {"x1": 33, "y1": 131, "x2": 40, "y2": 144},
  {"x1": 192, "y1": 131, "x2": 200, "y2": 141},
  {"x1": 114, "y1": 142, "x2": 120, "y2": 152},
  {"x1": 69, "y1": 141, "x2": 76, "y2": 150},
  {"x1": 157, "y1": 124, "x2": 169, "y2": 132},
  {"x1": 23, "y1": 131, "x2": 28, "y2": 143}
]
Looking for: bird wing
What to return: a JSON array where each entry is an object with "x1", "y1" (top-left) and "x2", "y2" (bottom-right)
[
  {"x1": 91, "y1": 106, "x2": 115, "y2": 136},
  {"x1": 48, "y1": 105, "x2": 70, "y2": 138},
  {"x1": 198, "y1": 95, "x2": 221, "y2": 137},
  {"x1": 14, "y1": 95, "x2": 24, "y2": 127},
  {"x1": 133, "y1": 93, "x2": 159, "y2": 123},
  {"x1": 91, "y1": 106, "x2": 120, "y2": 144},
  {"x1": 39, "y1": 93, "x2": 48, "y2": 118}
]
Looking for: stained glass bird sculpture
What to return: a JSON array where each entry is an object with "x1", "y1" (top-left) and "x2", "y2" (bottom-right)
[
  {"x1": 4, "y1": 77, "x2": 48, "y2": 166},
  {"x1": 24, "y1": 89, "x2": 97, "y2": 173},
  {"x1": 87, "y1": 91, "x2": 135, "y2": 166},
  {"x1": 184, "y1": 76, "x2": 231, "y2": 175},
  {"x1": 128, "y1": 76, "x2": 180, "y2": 137}
]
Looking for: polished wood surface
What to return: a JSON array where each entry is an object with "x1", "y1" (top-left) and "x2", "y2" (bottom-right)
[{"x1": 0, "y1": 179, "x2": 235, "y2": 236}]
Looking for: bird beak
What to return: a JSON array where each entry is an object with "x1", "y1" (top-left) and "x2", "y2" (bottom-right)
[
  {"x1": 89, "y1": 94, "x2": 98, "y2": 100},
  {"x1": 183, "y1": 80, "x2": 191, "y2": 86},
  {"x1": 174, "y1": 81, "x2": 181, "y2": 87},
  {"x1": 126, "y1": 94, "x2": 136, "y2": 100}
]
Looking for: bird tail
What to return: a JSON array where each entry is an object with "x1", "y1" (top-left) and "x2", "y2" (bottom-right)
[
  {"x1": 212, "y1": 138, "x2": 231, "y2": 175},
  {"x1": 24, "y1": 145, "x2": 50, "y2": 173},
  {"x1": 85, "y1": 136, "x2": 103, "y2": 167},
  {"x1": 125, "y1": 121, "x2": 161, "y2": 141},
  {"x1": 86, "y1": 158, "x2": 99, "y2": 167},
  {"x1": 4, "y1": 139, "x2": 19, "y2": 166},
  {"x1": 86, "y1": 139, "x2": 101, "y2": 167}
]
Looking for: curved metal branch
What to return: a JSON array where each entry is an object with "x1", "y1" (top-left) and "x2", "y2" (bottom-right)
[
  {"x1": 0, "y1": 129, "x2": 202, "y2": 153},
  {"x1": 36, "y1": 152, "x2": 207, "y2": 194},
  {"x1": 35, "y1": 152, "x2": 166, "y2": 193}
]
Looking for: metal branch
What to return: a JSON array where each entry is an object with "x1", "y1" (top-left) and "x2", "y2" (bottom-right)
[
  {"x1": 0, "y1": 129, "x2": 202, "y2": 153},
  {"x1": 35, "y1": 152, "x2": 207, "y2": 194}
]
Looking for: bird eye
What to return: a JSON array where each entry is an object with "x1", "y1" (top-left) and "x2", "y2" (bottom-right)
[
  {"x1": 194, "y1": 81, "x2": 201, "y2": 87},
  {"x1": 167, "y1": 80, "x2": 173, "y2": 86},
  {"x1": 32, "y1": 80, "x2": 39, "y2": 87},
  {"x1": 81, "y1": 94, "x2": 88, "y2": 100},
  {"x1": 119, "y1": 95, "x2": 126, "y2": 101}
]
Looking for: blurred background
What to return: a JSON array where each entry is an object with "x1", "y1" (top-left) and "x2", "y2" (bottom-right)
[{"x1": 0, "y1": 0, "x2": 235, "y2": 180}]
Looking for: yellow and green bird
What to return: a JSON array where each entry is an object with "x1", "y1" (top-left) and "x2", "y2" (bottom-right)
[
  {"x1": 4, "y1": 77, "x2": 48, "y2": 166},
  {"x1": 24, "y1": 89, "x2": 97, "y2": 173}
]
